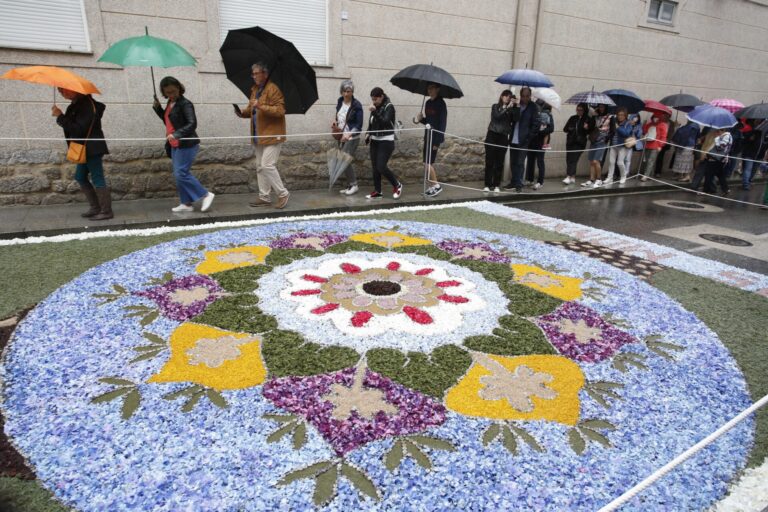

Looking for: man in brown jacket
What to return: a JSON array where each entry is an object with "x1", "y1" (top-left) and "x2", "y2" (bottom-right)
[{"x1": 237, "y1": 62, "x2": 290, "y2": 209}]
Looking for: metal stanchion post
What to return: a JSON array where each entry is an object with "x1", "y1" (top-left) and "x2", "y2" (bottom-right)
[{"x1": 424, "y1": 124, "x2": 432, "y2": 196}]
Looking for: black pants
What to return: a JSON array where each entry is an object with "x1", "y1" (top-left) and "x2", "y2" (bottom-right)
[
  {"x1": 565, "y1": 144, "x2": 585, "y2": 176},
  {"x1": 484, "y1": 131, "x2": 508, "y2": 187},
  {"x1": 369, "y1": 140, "x2": 399, "y2": 193},
  {"x1": 525, "y1": 143, "x2": 545, "y2": 184},
  {"x1": 703, "y1": 158, "x2": 728, "y2": 194}
]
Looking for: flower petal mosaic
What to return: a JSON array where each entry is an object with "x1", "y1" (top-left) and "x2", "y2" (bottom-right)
[{"x1": 0, "y1": 219, "x2": 755, "y2": 511}]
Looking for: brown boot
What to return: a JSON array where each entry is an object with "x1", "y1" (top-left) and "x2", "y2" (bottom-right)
[
  {"x1": 79, "y1": 183, "x2": 100, "y2": 217},
  {"x1": 90, "y1": 187, "x2": 114, "y2": 221}
]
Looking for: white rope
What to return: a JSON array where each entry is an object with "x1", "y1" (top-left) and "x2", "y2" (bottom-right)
[
  {"x1": 644, "y1": 137, "x2": 768, "y2": 165},
  {"x1": 432, "y1": 174, "x2": 642, "y2": 195},
  {"x1": 641, "y1": 175, "x2": 766, "y2": 208},
  {"x1": 597, "y1": 393, "x2": 768, "y2": 512},
  {"x1": 436, "y1": 129, "x2": 646, "y2": 153}
]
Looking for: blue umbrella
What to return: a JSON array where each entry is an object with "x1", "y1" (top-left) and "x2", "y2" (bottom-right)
[
  {"x1": 495, "y1": 68, "x2": 553, "y2": 88},
  {"x1": 686, "y1": 104, "x2": 737, "y2": 129},
  {"x1": 603, "y1": 89, "x2": 644, "y2": 113}
]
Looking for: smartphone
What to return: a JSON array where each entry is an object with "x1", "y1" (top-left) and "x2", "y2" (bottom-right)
[{"x1": 232, "y1": 103, "x2": 242, "y2": 115}]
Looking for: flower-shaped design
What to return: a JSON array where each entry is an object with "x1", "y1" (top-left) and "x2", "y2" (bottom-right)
[
  {"x1": 535, "y1": 302, "x2": 639, "y2": 362},
  {"x1": 436, "y1": 240, "x2": 510, "y2": 263},
  {"x1": 349, "y1": 230, "x2": 432, "y2": 249},
  {"x1": 263, "y1": 365, "x2": 446, "y2": 455},
  {"x1": 270, "y1": 232, "x2": 347, "y2": 251},
  {"x1": 133, "y1": 275, "x2": 225, "y2": 321},
  {"x1": 196, "y1": 246, "x2": 271, "y2": 274},
  {"x1": 148, "y1": 323, "x2": 266, "y2": 390},
  {"x1": 510, "y1": 264, "x2": 584, "y2": 301}
]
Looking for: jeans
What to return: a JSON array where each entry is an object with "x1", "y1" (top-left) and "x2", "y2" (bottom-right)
[
  {"x1": 75, "y1": 154, "x2": 106, "y2": 188},
  {"x1": 171, "y1": 145, "x2": 207, "y2": 204},
  {"x1": 607, "y1": 146, "x2": 631, "y2": 181},
  {"x1": 369, "y1": 140, "x2": 399, "y2": 193},
  {"x1": 508, "y1": 144, "x2": 527, "y2": 188},
  {"x1": 741, "y1": 159, "x2": 755, "y2": 189},
  {"x1": 484, "y1": 131, "x2": 508, "y2": 187},
  {"x1": 565, "y1": 144, "x2": 585, "y2": 176},
  {"x1": 525, "y1": 145, "x2": 545, "y2": 184}
]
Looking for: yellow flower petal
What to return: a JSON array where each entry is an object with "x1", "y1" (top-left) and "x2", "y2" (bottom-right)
[
  {"x1": 445, "y1": 354, "x2": 585, "y2": 425},
  {"x1": 510, "y1": 264, "x2": 584, "y2": 301},
  {"x1": 148, "y1": 323, "x2": 266, "y2": 390},
  {"x1": 195, "y1": 246, "x2": 271, "y2": 275},
  {"x1": 349, "y1": 230, "x2": 432, "y2": 249}
]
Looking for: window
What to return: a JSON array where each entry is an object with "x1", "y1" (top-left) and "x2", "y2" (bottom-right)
[
  {"x1": 648, "y1": 0, "x2": 677, "y2": 24},
  {"x1": 0, "y1": 0, "x2": 90, "y2": 52},
  {"x1": 218, "y1": 0, "x2": 328, "y2": 66}
]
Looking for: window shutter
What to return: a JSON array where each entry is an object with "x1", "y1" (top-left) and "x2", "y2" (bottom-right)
[
  {"x1": 218, "y1": 0, "x2": 327, "y2": 66},
  {"x1": 0, "y1": 0, "x2": 90, "y2": 52}
]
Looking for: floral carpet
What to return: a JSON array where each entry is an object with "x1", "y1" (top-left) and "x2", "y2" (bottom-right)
[{"x1": 0, "y1": 209, "x2": 764, "y2": 511}]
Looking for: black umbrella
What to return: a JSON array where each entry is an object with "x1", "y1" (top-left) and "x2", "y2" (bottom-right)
[
  {"x1": 734, "y1": 102, "x2": 768, "y2": 120},
  {"x1": 659, "y1": 92, "x2": 704, "y2": 112},
  {"x1": 603, "y1": 89, "x2": 644, "y2": 114},
  {"x1": 390, "y1": 64, "x2": 463, "y2": 99},
  {"x1": 219, "y1": 26, "x2": 318, "y2": 114}
]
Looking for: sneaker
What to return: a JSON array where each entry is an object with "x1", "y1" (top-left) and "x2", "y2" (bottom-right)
[
  {"x1": 483, "y1": 187, "x2": 491, "y2": 192},
  {"x1": 525, "y1": 181, "x2": 534, "y2": 187},
  {"x1": 249, "y1": 197, "x2": 271, "y2": 207},
  {"x1": 533, "y1": 182, "x2": 541, "y2": 190},
  {"x1": 431, "y1": 185, "x2": 443, "y2": 197},
  {"x1": 200, "y1": 192, "x2": 215, "y2": 212},
  {"x1": 172, "y1": 204, "x2": 194, "y2": 213},
  {"x1": 493, "y1": 187, "x2": 501, "y2": 193},
  {"x1": 640, "y1": 176, "x2": 649, "y2": 182},
  {"x1": 542, "y1": 143, "x2": 551, "y2": 150},
  {"x1": 581, "y1": 181, "x2": 593, "y2": 187},
  {"x1": 593, "y1": 180, "x2": 603, "y2": 188},
  {"x1": 515, "y1": 187, "x2": 523, "y2": 193},
  {"x1": 502, "y1": 183, "x2": 516, "y2": 190},
  {"x1": 562, "y1": 177, "x2": 572, "y2": 185},
  {"x1": 274, "y1": 193, "x2": 290, "y2": 209},
  {"x1": 393, "y1": 183, "x2": 402, "y2": 199},
  {"x1": 341, "y1": 184, "x2": 359, "y2": 195},
  {"x1": 603, "y1": 179, "x2": 613, "y2": 186},
  {"x1": 366, "y1": 191, "x2": 383, "y2": 199},
  {"x1": 425, "y1": 186, "x2": 437, "y2": 197},
  {"x1": 619, "y1": 177, "x2": 627, "y2": 184}
]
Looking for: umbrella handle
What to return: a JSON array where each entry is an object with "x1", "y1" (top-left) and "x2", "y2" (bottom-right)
[
  {"x1": 150, "y1": 65, "x2": 158, "y2": 100},
  {"x1": 52, "y1": 86, "x2": 56, "y2": 107}
]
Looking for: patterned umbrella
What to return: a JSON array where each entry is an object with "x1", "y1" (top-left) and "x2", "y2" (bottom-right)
[
  {"x1": 687, "y1": 104, "x2": 737, "y2": 129},
  {"x1": 495, "y1": 68, "x2": 553, "y2": 88},
  {"x1": 565, "y1": 89, "x2": 615, "y2": 106},
  {"x1": 643, "y1": 100, "x2": 673, "y2": 117},
  {"x1": 709, "y1": 98, "x2": 744, "y2": 114}
]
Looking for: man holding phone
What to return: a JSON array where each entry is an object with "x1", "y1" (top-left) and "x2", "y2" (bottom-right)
[
  {"x1": 504, "y1": 87, "x2": 540, "y2": 193},
  {"x1": 235, "y1": 61, "x2": 290, "y2": 209}
]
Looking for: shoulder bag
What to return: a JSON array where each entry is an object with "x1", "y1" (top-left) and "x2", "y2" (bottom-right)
[{"x1": 66, "y1": 100, "x2": 96, "y2": 164}]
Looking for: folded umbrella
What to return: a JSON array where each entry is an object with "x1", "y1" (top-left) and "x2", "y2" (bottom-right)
[
  {"x1": 98, "y1": 27, "x2": 196, "y2": 97},
  {"x1": 643, "y1": 100, "x2": 673, "y2": 117},
  {"x1": 734, "y1": 102, "x2": 768, "y2": 120},
  {"x1": 603, "y1": 89, "x2": 644, "y2": 113},
  {"x1": 390, "y1": 63, "x2": 463, "y2": 99},
  {"x1": 565, "y1": 88, "x2": 615, "y2": 106},
  {"x1": 659, "y1": 92, "x2": 704, "y2": 112},
  {"x1": 219, "y1": 26, "x2": 318, "y2": 114},
  {"x1": 327, "y1": 146, "x2": 354, "y2": 190},
  {"x1": 531, "y1": 87, "x2": 561, "y2": 110},
  {"x1": 495, "y1": 68, "x2": 553, "y2": 88},
  {"x1": 687, "y1": 104, "x2": 737, "y2": 129},
  {"x1": 709, "y1": 98, "x2": 744, "y2": 114}
]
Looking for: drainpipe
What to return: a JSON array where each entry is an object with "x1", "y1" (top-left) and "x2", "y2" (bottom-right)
[{"x1": 512, "y1": 0, "x2": 542, "y2": 69}]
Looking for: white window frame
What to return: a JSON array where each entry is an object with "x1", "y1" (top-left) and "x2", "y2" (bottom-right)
[
  {"x1": 647, "y1": 0, "x2": 678, "y2": 26},
  {"x1": 217, "y1": 0, "x2": 329, "y2": 67},
  {"x1": 0, "y1": 0, "x2": 91, "y2": 53}
]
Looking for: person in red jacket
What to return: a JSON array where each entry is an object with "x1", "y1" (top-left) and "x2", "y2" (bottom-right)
[{"x1": 641, "y1": 114, "x2": 669, "y2": 181}]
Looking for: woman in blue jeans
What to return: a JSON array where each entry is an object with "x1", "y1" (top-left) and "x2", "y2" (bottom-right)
[{"x1": 153, "y1": 77, "x2": 214, "y2": 213}]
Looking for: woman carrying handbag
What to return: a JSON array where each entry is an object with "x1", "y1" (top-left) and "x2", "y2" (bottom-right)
[{"x1": 332, "y1": 80, "x2": 364, "y2": 195}]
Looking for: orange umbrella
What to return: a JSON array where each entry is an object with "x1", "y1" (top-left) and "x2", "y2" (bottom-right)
[{"x1": 0, "y1": 65, "x2": 100, "y2": 101}]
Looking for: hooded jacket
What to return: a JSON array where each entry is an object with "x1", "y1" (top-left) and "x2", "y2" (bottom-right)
[{"x1": 56, "y1": 94, "x2": 109, "y2": 157}]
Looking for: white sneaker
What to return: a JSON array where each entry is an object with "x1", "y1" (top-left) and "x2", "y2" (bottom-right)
[
  {"x1": 493, "y1": 187, "x2": 501, "y2": 193},
  {"x1": 200, "y1": 192, "x2": 215, "y2": 212},
  {"x1": 603, "y1": 179, "x2": 613, "y2": 186},
  {"x1": 172, "y1": 204, "x2": 194, "y2": 212},
  {"x1": 581, "y1": 181, "x2": 593, "y2": 187},
  {"x1": 483, "y1": 187, "x2": 491, "y2": 192},
  {"x1": 593, "y1": 180, "x2": 603, "y2": 188},
  {"x1": 533, "y1": 182, "x2": 541, "y2": 190},
  {"x1": 562, "y1": 177, "x2": 571, "y2": 185},
  {"x1": 342, "y1": 184, "x2": 359, "y2": 195},
  {"x1": 619, "y1": 177, "x2": 627, "y2": 184},
  {"x1": 525, "y1": 181, "x2": 534, "y2": 187}
]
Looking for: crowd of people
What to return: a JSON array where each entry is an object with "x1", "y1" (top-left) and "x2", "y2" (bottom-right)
[{"x1": 51, "y1": 68, "x2": 768, "y2": 220}]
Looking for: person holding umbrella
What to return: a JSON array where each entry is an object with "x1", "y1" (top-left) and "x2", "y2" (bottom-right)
[
  {"x1": 503, "y1": 86, "x2": 540, "y2": 192},
  {"x1": 701, "y1": 127, "x2": 733, "y2": 195},
  {"x1": 236, "y1": 61, "x2": 290, "y2": 209},
  {"x1": 641, "y1": 113, "x2": 669, "y2": 181},
  {"x1": 332, "y1": 80, "x2": 364, "y2": 195},
  {"x1": 364, "y1": 87, "x2": 402, "y2": 200},
  {"x1": 562, "y1": 103, "x2": 591, "y2": 184},
  {"x1": 582, "y1": 103, "x2": 611, "y2": 188},
  {"x1": 414, "y1": 82, "x2": 447, "y2": 197},
  {"x1": 152, "y1": 76, "x2": 214, "y2": 213},
  {"x1": 52, "y1": 87, "x2": 113, "y2": 220},
  {"x1": 483, "y1": 90, "x2": 514, "y2": 192}
]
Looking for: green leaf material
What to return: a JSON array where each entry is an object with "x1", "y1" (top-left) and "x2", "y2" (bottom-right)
[
  {"x1": 262, "y1": 330, "x2": 359, "y2": 377},
  {"x1": 313, "y1": 465, "x2": 339, "y2": 507},
  {"x1": 181, "y1": 391, "x2": 204, "y2": 413},
  {"x1": 409, "y1": 435, "x2": 455, "y2": 451},
  {"x1": 266, "y1": 248, "x2": 326, "y2": 265},
  {"x1": 648, "y1": 340, "x2": 684, "y2": 351},
  {"x1": 613, "y1": 352, "x2": 648, "y2": 373},
  {"x1": 292, "y1": 422, "x2": 307, "y2": 449},
  {"x1": 509, "y1": 425, "x2": 544, "y2": 452},
  {"x1": 124, "y1": 311, "x2": 149, "y2": 318},
  {"x1": 130, "y1": 349, "x2": 163, "y2": 363},
  {"x1": 133, "y1": 345, "x2": 162, "y2": 353},
  {"x1": 206, "y1": 389, "x2": 228, "y2": 409},
  {"x1": 162, "y1": 271, "x2": 174, "y2": 282},
  {"x1": 580, "y1": 419, "x2": 616, "y2": 431},
  {"x1": 341, "y1": 462, "x2": 380, "y2": 501},
  {"x1": 580, "y1": 427, "x2": 612, "y2": 448},
  {"x1": 366, "y1": 345, "x2": 471, "y2": 398},
  {"x1": 98, "y1": 377, "x2": 135, "y2": 387},
  {"x1": 113, "y1": 284, "x2": 127, "y2": 293},
  {"x1": 392, "y1": 245, "x2": 452, "y2": 260},
  {"x1": 405, "y1": 440, "x2": 432, "y2": 469},
  {"x1": 464, "y1": 315, "x2": 556, "y2": 356},
  {"x1": 143, "y1": 332, "x2": 166, "y2": 345},
  {"x1": 163, "y1": 386, "x2": 199, "y2": 401},
  {"x1": 648, "y1": 346, "x2": 676, "y2": 360},
  {"x1": 325, "y1": 241, "x2": 387, "y2": 254},
  {"x1": 263, "y1": 414, "x2": 297, "y2": 423},
  {"x1": 193, "y1": 294, "x2": 277, "y2": 334},
  {"x1": 568, "y1": 428, "x2": 586, "y2": 455},
  {"x1": 121, "y1": 389, "x2": 141, "y2": 420},
  {"x1": 91, "y1": 387, "x2": 131, "y2": 403},
  {"x1": 589, "y1": 381, "x2": 624, "y2": 391},
  {"x1": 140, "y1": 310, "x2": 159, "y2": 326},
  {"x1": 585, "y1": 388, "x2": 610, "y2": 408},
  {"x1": 267, "y1": 421, "x2": 297, "y2": 443},
  {"x1": 501, "y1": 426, "x2": 518, "y2": 455},
  {"x1": 123, "y1": 305, "x2": 151, "y2": 311},
  {"x1": 277, "y1": 461, "x2": 334, "y2": 486},
  {"x1": 210, "y1": 265, "x2": 272, "y2": 294},
  {"x1": 483, "y1": 423, "x2": 501, "y2": 446},
  {"x1": 384, "y1": 440, "x2": 404, "y2": 472}
]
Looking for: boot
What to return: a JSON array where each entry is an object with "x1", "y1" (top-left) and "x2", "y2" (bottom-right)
[
  {"x1": 79, "y1": 183, "x2": 100, "y2": 217},
  {"x1": 90, "y1": 187, "x2": 114, "y2": 221}
]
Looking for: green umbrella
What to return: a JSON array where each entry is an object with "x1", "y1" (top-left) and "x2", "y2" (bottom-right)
[{"x1": 98, "y1": 27, "x2": 196, "y2": 98}]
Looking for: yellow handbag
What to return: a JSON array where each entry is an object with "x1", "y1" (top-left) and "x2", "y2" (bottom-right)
[{"x1": 65, "y1": 100, "x2": 96, "y2": 164}]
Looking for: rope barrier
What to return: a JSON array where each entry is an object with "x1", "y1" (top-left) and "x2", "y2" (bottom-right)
[
  {"x1": 640, "y1": 175, "x2": 766, "y2": 208},
  {"x1": 434, "y1": 129, "x2": 646, "y2": 153},
  {"x1": 597, "y1": 393, "x2": 768, "y2": 512},
  {"x1": 647, "y1": 136, "x2": 768, "y2": 165}
]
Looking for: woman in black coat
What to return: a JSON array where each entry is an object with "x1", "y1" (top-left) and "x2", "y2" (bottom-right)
[
  {"x1": 152, "y1": 76, "x2": 214, "y2": 213},
  {"x1": 483, "y1": 90, "x2": 513, "y2": 192},
  {"x1": 562, "y1": 103, "x2": 591, "y2": 184},
  {"x1": 53, "y1": 88, "x2": 112, "y2": 220}
]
